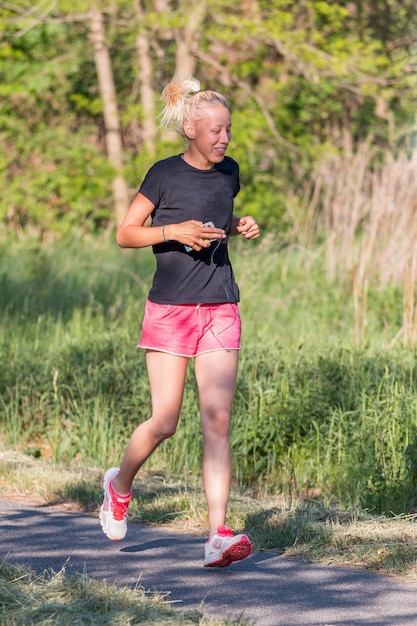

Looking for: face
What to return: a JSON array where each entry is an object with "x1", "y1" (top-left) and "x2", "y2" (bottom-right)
[{"x1": 184, "y1": 105, "x2": 232, "y2": 170}]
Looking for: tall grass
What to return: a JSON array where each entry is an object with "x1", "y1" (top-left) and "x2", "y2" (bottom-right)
[
  {"x1": 2, "y1": 220, "x2": 417, "y2": 515},
  {"x1": 297, "y1": 139, "x2": 417, "y2": 347}
]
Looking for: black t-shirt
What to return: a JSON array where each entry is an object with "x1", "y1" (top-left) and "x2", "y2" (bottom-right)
[{"x1": 138, "y1": 154, "x2": 241, "y2": 305}]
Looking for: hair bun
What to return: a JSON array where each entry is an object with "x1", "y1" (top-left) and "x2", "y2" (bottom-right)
[
  {"x1": 161, "y1": 78, "x2": 200, "y2": 107},
  {"x1": 159, "y1": 77, "x2": 228, "y2": 134}
]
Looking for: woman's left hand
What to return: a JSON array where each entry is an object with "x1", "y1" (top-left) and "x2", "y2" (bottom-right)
[{"x1": 236, "y1": 216, "x2": 260, "y2": 240}]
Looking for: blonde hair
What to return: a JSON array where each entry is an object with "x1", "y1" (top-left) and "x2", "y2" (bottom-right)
[{"x1": 160, "y1": 77, "x2": 229, "y2": 135}]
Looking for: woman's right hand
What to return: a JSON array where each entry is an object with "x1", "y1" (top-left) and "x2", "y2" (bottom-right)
[{"x1": 170, "y1": 220, "x2": 226, "y2": 252}]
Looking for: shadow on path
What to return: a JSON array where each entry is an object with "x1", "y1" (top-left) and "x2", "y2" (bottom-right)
[{"x1": 1, "y1": 500, "x2": 417, "y2": 626}]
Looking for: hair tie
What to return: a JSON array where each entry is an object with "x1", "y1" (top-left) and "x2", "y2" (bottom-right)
[{"x1": 162, "y1": 225, "x2": 170, "y2": 243}]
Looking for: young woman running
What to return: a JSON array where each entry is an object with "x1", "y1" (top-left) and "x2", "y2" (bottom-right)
[{"x1": 99, "y1": 77, "x2": 260, "y2": 567}]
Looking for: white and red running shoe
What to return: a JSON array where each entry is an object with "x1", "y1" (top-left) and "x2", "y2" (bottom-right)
[
  {"x1": 204, "y1": 525, "x2": 252, "y2": 567},
  {"x1": 99, "y1": 467, "x2": 132, "y2": 541}
]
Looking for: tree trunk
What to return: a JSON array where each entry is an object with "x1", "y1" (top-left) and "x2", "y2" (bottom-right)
[
  {"x1": 134, "y1": 0, "x2": 157, "y2": 155},
  {"x1": 89, "y1": 1, "x2": 130, "y2": 227},
  {"x1": 174, "y1": 0, "x2": 207, "y2": 79}
]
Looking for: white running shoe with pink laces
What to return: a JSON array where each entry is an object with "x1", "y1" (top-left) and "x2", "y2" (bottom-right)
[
  {"x1": 99, "y1": 467, "x2": 132, "y2": 541},
  {"x1": 204, "y1": 525, "x2": 252, "y2": 567}
]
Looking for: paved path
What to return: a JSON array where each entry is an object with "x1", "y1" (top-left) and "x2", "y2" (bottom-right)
[{"x1": 2, "y1": 499, "x2": 417, "y2": 625}]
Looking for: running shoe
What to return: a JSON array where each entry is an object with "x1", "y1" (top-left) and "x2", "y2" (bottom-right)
[
  {"x1": 99, "y1": 467, "x2": 132, "y2": 541},
  {"x1": 204, "y1": 525, "x2": 252, "y2": 567}
]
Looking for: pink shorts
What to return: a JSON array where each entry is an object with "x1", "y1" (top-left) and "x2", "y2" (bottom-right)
[{"x1": 138, "y1": 300, "x2": 241, "y2": 357}]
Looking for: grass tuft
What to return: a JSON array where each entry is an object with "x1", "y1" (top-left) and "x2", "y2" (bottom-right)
[{"x1": 0, "y1": 560, "x2": 247, "y2": 625}]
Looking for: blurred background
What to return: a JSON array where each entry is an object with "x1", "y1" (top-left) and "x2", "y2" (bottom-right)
[
  {"x1": 1, "y1": 0, "x2": 415, "y2": 240},
  {"x1": 1, "y1": 1, "x2": 417, "y2": 513}
]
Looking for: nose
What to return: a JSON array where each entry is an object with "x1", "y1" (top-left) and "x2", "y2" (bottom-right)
[{"x1": 219, "y1": 129, "x2": 230, "y2": 144}]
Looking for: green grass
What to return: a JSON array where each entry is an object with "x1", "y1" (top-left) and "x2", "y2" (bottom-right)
[{"x1": 2, "y1": 235, "x2": 417, "y2": 517}]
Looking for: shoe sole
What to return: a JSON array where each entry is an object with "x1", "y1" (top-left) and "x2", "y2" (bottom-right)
[
  {"x1": 204, "y1": 536, "x2": 252, "y2": 568},
  {"x1": 99, "y1": 508, "x2": 125, "y2": 541}
]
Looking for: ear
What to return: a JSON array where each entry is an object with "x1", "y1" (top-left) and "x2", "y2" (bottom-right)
[{"x1": 183, "y1": 121, "x2": 195, "y2": 140}]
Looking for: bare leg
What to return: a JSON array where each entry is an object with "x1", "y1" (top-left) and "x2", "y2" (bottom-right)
[
  {"x1": 112, "y1": 350, "x2": 189, "y2": 495},
  {"x1": 194, "y1": 349, "x2": 239, "y2": 535}
]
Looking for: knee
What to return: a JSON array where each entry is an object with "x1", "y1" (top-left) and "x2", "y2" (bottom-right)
[
  {"x1": 161, "y1": 423, "x2": 177, "y2": 440},
  {"x1": 203, "y1": 408, "x2": 230, "y2": 439},
  {"x1": 150, "y1": 416, "x2": 177, "y2": 442}
]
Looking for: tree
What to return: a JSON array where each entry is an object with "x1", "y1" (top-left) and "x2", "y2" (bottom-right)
[
  {"x1": 174, "y1": 0, "x2": 207, "y2": 79},
  {"x1": 0, "y1": 0, "x2": 415, "y2": 234},
  {"x1": 133, "y1": 0, "x2": 157, "y2": 154},
  {"x1": 89, "y1": 1, "x2": 130, "y2": 226}
]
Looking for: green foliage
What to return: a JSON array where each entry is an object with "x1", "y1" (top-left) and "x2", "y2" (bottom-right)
[
  {"x1": 0, "y1": 123, "x2": 115, "y2": 234},
  {"x1": 0, "y1": 1, "x2": 415, "y2": 233},
  {"x1": 0, "y1": 10, "x2": 116, "y2": 234}
]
